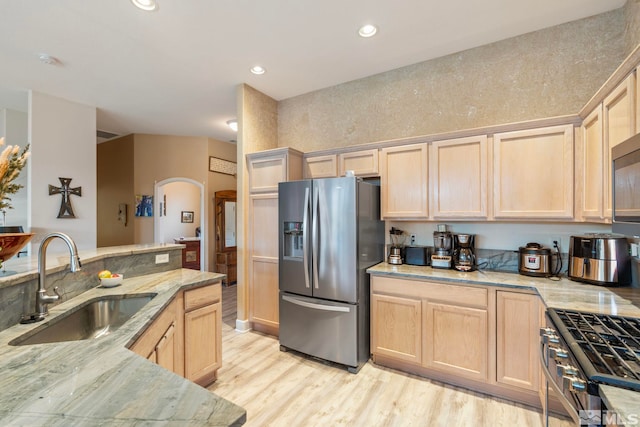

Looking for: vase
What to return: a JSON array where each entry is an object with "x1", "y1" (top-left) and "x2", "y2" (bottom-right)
[{"x1": 0, "y1": 232, "x2": 34, "y2": 267}]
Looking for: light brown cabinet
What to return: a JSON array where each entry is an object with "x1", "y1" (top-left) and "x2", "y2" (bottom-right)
[
  {"x1": 371, "y1": 275, "x2": 542, "y2": 407},
  {"x1": 130, "y1": 281, "x2": 222, "y2": 387},
  {"x1": 184, "y1": 283, "x2": 222, "y2": 386},
  {"x1": 577, "y1": 105, "x2": 605, "y2": 221},
  {"x1": 246, "y1": 149, "x2": 303, "y2": 335},
  {"x1": 492, "y1": 125, "x2": 574, "y2": 219},
  {"x1": 430, "y1": 135, "x2": 488, "y2": 219},
  {"x1": 380, "y1": 143, "x2": 429, "y2": 219},
  {"x1": 130, "y1": 298, "x2": 181, "y2": 375},
  {"x1": 496, "y1": 291, "x2": 540, "y2": 392},
  {"x1": 247, "y1": 148, "x2": 303, "y2": 193},
  {"x1": 338, "y1": 149, "x2": 379, "y2": 177},
  {"x1": 303, "y1": 154, "x2": 337, "y2": 178},
  {"x1": 216, "y1": 251, "x2": 237, "y2": 285},
  {"x1": 604, "y1": 73, "x2": 636, "y2": 218},
  {"x1": 370, "y1": 293, "x2": 422, "y2": 365}
]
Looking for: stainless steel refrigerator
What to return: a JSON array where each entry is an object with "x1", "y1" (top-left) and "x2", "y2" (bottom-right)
[{"x1": 278, "y1": 176, "x2": 384, "y2": 373}]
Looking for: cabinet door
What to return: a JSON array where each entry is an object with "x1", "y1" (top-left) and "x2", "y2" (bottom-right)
[
  {"x1": 155, "y1": 322, "x2": 176, "y2": 372},
  {"x1": 303, "y1": 154, "x2": 337, "y2": 178},
  {"x1": 493, "y1": 125, "x2": 574, "y2": 219},
  {"x1": 430, "y1": 135, "x2": 488, "y2": 218},
  {"x1": 184, "y1": 302, "x2": 221, "y2": 385},
  {"x1": 249, "y1": 193, "x2": 280, "y2": 330},
  {"x1": 424, "y1": 301, "x2": 488, "y2": 382},
  {"x1": 371, "y1": 293, "x2": 422, "y2": 365},
  {"x1": 604, "y1": 73, "x2": 636, "y2": 217},
  {"x1": 496, "y1": 291, "x2": 540, "y2": 392},
  {"x1": 578, "y1": 105, "x2": 605, "y2": 220},
  {"x1": 380, "y1": 143, "x2": 429, "y2": 219},
  {"x1": 248, "y1": 155, "x2": 288, "y2": 193},
  {"x1": 338, "y1": 149, "x2": 379, "y2": 177}
]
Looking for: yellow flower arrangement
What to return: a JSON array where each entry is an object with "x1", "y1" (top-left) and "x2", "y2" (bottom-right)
[{"x1": 0, "y1": 137, "x2": 30, "y2": 211}]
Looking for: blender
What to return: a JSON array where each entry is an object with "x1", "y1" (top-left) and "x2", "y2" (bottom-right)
[
  {"x1": 431, "y1": 224, "x2": 453, "y2": 269},
  {"x1": 388, "y1": 227, "x2": 405, "y2": 265}
]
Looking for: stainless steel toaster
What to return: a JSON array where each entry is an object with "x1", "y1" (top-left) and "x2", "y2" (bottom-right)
[{"x1": 568, "y1": 234, "x2": 631, "y2": 286}]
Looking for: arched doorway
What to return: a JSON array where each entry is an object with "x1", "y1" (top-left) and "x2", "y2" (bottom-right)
[{"x1": 154, "y1": 177, "x2": 206, "y2": 270}]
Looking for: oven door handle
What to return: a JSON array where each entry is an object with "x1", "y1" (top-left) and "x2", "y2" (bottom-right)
[{"x1": 539, "y1": 342, "x2": 580, "y2": 425}]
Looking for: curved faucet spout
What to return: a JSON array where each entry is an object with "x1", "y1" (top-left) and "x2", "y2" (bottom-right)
[{"x1": 21, "y1": 232, "x2": 82, "y2": 323}]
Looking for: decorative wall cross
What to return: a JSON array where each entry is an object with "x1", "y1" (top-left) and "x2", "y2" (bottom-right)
[{"x1": 49, "y1": 177, "x2": 82, "y2": 218}]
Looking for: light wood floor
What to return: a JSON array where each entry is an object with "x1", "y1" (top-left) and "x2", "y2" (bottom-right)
[{"x1": 209, "y1": 285, "x2": 572, "y2": 427}]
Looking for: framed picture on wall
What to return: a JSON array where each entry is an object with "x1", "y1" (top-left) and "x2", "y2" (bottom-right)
[{"x1": 181, "y1": 211, "x2": 194, "y2": 223}]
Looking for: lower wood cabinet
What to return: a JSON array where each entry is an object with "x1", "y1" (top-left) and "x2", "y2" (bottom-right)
[
  {"x1": 424, "y1": 301, "x2": 489, "y2": 382},
  {"x1": 371, "y1": 293, "x2": 422, "y2": 364},
  {"x1": 496, "y1": 290, "x2": 540, "y2": 392},
  {"x1": 130, "y1": 281, "x2": 222, "y2": 387},
  {"x1": 371, "y1": 275, "x2": 542, "y2": 408}
]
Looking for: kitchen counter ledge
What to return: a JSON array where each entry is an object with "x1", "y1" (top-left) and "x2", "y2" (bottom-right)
[
  {"x1": 367, "y1": 262, "x2": 640, "y2": 423},
  {"x1": 0, "y1": 268, "x2": 246, "y2": 426}
]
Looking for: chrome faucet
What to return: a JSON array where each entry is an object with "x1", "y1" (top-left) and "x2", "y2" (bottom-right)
[{"x1": 21, "y1": 232, "x2": 82, "y2": 323}]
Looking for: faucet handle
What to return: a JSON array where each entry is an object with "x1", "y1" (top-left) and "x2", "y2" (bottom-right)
[{"x1": 53, "y1": 286, "x2": 63, "y2": 300}]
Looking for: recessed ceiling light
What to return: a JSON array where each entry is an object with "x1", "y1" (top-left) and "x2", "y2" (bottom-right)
[
  {"x1": 226, "y1": 119, "x2": 238, "y2": 132},
  {"x1": 131, "y1": 0, "x2": 158, "y2": 11},
  {"x1": 250, "y1": 66, "x2": 266, "y2": 75},
  {"x1": 38, "y1": 54, "x2": 60, "y2": 66},
  {"x1": 358, "y1": 24, "x2": 378, "y2": 38}
]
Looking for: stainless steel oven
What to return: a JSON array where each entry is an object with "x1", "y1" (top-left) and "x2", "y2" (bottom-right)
[{"x1": 540, "y1": 308, "x2": 640, "y2": 427}]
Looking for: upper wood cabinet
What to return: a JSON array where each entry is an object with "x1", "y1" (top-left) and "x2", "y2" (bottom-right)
[
  {"x1": 247, "y1": 148, "x2": 303, "y2": 193},
  {"x1": 303, "y1": 154, "x2": 337, "y2": 178},
  {"x1": 492, "y1": 125, "x2": 574, "y2": 219},
  {"x1": 338, "y1": 149, "x2": 379, "y2": 177},
  {"x1": 577, "y1": 105, "x2": 605, "y2": 221},
  {"x1": 430, "y1": 135, "x2": 488, "y2": 219},
  {"x1": 604, "y1": 73, "x2": 636, "y2": 217},
  {"x1": 380, "y1": 143, "x2": 429, "y2": 219}
]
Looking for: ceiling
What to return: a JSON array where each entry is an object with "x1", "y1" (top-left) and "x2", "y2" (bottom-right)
[{"x1": 0, "y1": 0, "x2": 627, "y2": 143}]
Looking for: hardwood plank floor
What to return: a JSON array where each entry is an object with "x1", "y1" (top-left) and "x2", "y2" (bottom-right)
[{"x1": 210, "y1": 285, "x2": 573, "y2": 427}]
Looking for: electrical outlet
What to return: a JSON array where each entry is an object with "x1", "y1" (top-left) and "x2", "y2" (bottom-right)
[
  {"x1": 550, "y1": 237, "x2": 562, "y2": 250},
  {"x1": 155, "y1": 253, "x2": 169, "y2": 264},
  {"x1": 410, "y1": 234, "x2": 416, "y2": 245}
]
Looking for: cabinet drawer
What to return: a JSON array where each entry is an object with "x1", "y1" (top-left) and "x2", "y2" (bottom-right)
[{"x1": 184, "y1": 283, "x2": 221, "y2": 312}]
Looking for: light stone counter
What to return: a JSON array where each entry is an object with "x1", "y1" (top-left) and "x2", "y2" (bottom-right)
[
  {"x1": 367, "y1": 262, "x2": 640, "y2": 423},
  {"x1": 0, "y1": 268, "x2": 246, "y2": 426}
]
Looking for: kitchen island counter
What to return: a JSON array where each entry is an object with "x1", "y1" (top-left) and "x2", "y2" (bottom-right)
[{"x1": 0, "y1": 268, "x2": 246, "y2": 426}]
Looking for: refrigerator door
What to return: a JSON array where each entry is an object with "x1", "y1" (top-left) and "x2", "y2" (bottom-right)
[
  {"x1": 279, "y1": 292, "x2": 358, "y2": 368},
  {"x1": 279, "y1": 180, "x2": 313, "y2": 297},
  {"x1": 312, "y1": 177, "x2": 358, "y2": 302}
]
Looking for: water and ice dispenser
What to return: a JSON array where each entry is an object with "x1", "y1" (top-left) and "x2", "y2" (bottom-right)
[{"x1": 283, "y1": 222, "x2": 304, "y2": 259}]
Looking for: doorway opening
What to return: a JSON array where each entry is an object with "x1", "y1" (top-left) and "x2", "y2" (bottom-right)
[{"x1": 154, "y1": 177, "x2": 205, "y2": 270}]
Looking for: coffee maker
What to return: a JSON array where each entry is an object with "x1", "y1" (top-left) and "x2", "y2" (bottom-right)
[
  {"x1": 453, "y1": 234, "x2": 476, "y2": 272},
  {"x1": 431, "y1": 225, "x2": 453, "y2": 269}
]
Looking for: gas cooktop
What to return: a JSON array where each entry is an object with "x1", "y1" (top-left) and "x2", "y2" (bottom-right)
[{"x1": 548, "y1": 308, "x2": 640, "y2": 391}]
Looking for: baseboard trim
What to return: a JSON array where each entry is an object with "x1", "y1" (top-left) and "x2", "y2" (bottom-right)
[{"x1": 235, "y1": 318, "x2": 252, "y2": 333}]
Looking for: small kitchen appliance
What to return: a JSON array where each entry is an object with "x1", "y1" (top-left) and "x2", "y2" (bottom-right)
[
  {"x1": 518, "y1": 242, "x2": 554, "y2": 277},
  {"x1": 568, "y1": 233, "x2": 631, "y2": 286},
  {"x1": 404, "y1": 246, "x2": 432, "y2": 266},
  {"x1": 431, "y1": 224, "x2": 453, "y2": 269},
  {"x1": 453, "y1": 234, "x2": 475, "y2": 271},
  {"x1": 388, "y1": 227, "x2": 405, "y2": 265}
]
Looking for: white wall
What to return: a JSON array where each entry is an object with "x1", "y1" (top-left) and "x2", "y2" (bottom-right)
[
  {"x1": 28, "y1": 91, "x2": 97, "y2": 252},
  {"x1": 388, "y1": 221, "x2": 612, "y2": 253},
  {"x1": 158, "y1": 181, "x2": 201, "y2": 243},
  {"x1": 0, "y1": 108, "x2": 28, "y2": 229}
]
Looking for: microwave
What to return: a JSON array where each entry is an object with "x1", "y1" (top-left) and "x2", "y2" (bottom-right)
[{"x1": 612, "y1": 133, "x2": 640, "y2": 237}]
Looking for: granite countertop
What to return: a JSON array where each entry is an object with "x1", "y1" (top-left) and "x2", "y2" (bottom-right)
[
  {"x1": 367, "y1": 262, "x2": 640, "y2": 424},
  {"x1": 0, "y1": 268, "x2": 246, "y2": 426}
]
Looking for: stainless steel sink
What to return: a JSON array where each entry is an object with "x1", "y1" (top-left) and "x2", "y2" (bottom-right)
[{"x1": 10, "y1": 294, "x2": 156, "y2": 346}]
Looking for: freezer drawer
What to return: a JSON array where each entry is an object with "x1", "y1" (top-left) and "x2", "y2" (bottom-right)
[{"x1": 279, "y1": 292, "x2": 359, "y2": 368}]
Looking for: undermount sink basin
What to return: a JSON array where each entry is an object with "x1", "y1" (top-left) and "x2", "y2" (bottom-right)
[{"x1": 10, "y1": 294, "x2": 156, "y2": 346}]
